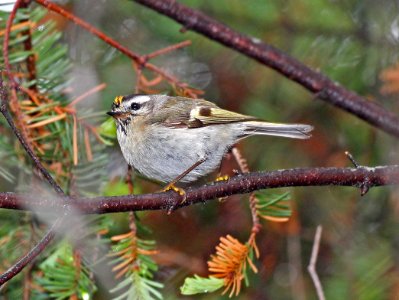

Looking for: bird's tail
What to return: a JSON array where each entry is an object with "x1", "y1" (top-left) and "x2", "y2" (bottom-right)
[{"x1": 242, "y1": 121, "x2": 313, "y2": 139}]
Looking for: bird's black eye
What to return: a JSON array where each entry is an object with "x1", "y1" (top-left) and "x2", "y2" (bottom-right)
[{"x1": 131, "y1": 102, "x2": 141, "y2": 111}]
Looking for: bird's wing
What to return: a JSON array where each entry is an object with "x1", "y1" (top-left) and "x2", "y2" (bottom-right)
[
  {"x1": 149, "y1": 96, "x2": 198, "y2": 127},
  {"x1": 187, "y1": 105, "x2": 257, "y2": 127},
  {"x1": 149, "y1": 97, "x2": 257, "y2": 128}
]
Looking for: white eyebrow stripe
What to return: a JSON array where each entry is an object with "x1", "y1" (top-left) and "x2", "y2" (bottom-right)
[{"x1": 129, "y1": 95, "x2": 151, "y2": 104}]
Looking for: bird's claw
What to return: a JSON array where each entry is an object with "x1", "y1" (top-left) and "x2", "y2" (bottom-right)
[
  {"x1": 215, "y1": 174, "x2": 229, "y2": 182},
  {"x1": 162, "y1": 183, "x2": 187, "y2": 214}
]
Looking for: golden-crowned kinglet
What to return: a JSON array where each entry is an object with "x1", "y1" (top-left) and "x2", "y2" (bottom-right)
[{"x1": 107, "y1": 94, "x2": 313, "y2": 184}]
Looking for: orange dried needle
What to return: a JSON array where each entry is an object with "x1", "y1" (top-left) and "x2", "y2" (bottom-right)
[
  {"x1": 112, "y1": 257, "x2": 135, "y2": 272},
  {"x1": 19, "y1": 86, "x2": 41, "y2": 106},
  {"x1": 141, "y1": 74, "x2": 163, "y2": 87},
  {"x1": 84, "y1": 128, "x2": 93, "y2": 161},
  {"x1": 0, "y1": 21, "x2": 32, "y2": 37},
  {"x1": 260, "y1": 215, "x2": 290, "y2": 222},
  {"x1": 248, "y1": 233, "x2": 260, "y2": 258},
  {"x1": 27, "y1": 113, "x2": 67, "y2": 129},
  {"x1": 68, "y1": 83, "x2": 106, "y2": 107},
  {"x1": 115, "y1": 265, "x2": 131, "y2": 279},
  {"x1": 86, "y1": 125, "x2": 103, "y2": 144},
  {"x1": 72, "y1": 114, "x2": 78, "y2": 165},
  {"x1": 111, "y1": 232, "x2": 133, "y2": 241}
]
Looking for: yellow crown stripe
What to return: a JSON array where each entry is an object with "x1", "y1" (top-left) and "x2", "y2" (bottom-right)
[{"x1": 114, "y1": 96, "x2": 123, "y2": 105}]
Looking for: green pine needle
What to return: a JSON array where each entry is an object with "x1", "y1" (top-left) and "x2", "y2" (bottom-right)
[
  {"x1": 111, "y1": 271, "x2": 164, "y2": 300},
  {"x1": 180, "y1": 275, "x2": 225, "y2": 295},
  {"x1": 36, "y1": 242, "x2": 97, "y2": 300},
  {"x1": 255, "y1": 191, "x2": 292, "y2": 220}
]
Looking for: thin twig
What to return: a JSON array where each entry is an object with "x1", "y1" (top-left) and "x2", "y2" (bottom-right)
[
  {"x1": 307, "y1": 226, "x2": 325, "y2": 300},
  {"x1": 67, "y1": 83, "x2": 107, "y2": 107},
  {"x1": 34, "y1": 0, "x2": 190, "y2": 91},
  {"x1": 231, "y1": 147, "x2": 249, "y2": 173},
  {"x1": 345, "y1": 151, "x2": 360, "y2": 168},
  {"x1": 231, "y1": 147, "x2": 261, "y2": 232},
  {"x1": 144, "y1": 40, "x2": 191, "y2": 61},
  {"x1": 0, "y1": 218, "x2": 63, "y2": 286},
  {"x1": 133, "y1": 62, "x2": 144, "y2": 94},
  {"x1": 134, "y1": 0, "x2": 399, "y2": 138}
]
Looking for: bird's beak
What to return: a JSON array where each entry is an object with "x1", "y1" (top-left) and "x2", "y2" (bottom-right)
[{"x1": 107, "y1": 111, "x2": 127, "y2": 119}]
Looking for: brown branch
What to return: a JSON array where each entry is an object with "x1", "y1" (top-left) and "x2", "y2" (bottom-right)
[
  {"x1": 143, "y1": 40, "x2": 191, "y2": 61},
  {"x1": 133, "y1": 0, "x2": 399, "y2": 138},
  {"x1": 0, "y1": 165, "x2": 398, "y2": 214},
  {"x1": 0, "y1": 218, "x2": 63, "y2": 286},
  {"x1": 5, "y1": 162, "x2": 391, "y2": 283}
]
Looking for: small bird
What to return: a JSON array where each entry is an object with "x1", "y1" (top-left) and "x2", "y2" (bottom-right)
[{"x1": 107, "y1": 94, "x2": 313, "y2": 190}]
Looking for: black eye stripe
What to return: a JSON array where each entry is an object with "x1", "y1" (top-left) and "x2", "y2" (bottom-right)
[{"x1": 131, "y1": 102, "x2": 141, "y2": 110}]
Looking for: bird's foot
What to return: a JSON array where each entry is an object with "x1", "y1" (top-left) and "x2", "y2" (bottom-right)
[
  {"x1": 215, "y1": 174, "x2": 229, "y2": 182},
  {"x1": 162, "y1": 183, "x2": 187, "y2": 214},
  {"x1": 214, "y1": 174, "x2": 229, "y2": 201}
]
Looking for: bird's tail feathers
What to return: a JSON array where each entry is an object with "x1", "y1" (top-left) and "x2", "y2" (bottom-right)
[{"x1": 242, "y1": 121, "x2": 313, "y2": 139}]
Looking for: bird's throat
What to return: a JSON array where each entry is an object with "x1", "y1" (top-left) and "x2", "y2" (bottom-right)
[{"x1": 117, "y1": 118, "x2": 131, "y2": 136}]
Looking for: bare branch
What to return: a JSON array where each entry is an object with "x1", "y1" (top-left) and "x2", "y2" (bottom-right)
[
  {"x1": 307, "y1": 226, "x2": 325, "y2": 300},
  {"x1": 345, "y1": 151, "x2": 360, "y2": 168},
  {"x1": 133, "y1": 0, "x2": 399, "y2": 138},
  {"x1": 0, "y1": 165, "x2": 398, "y2": 214}
]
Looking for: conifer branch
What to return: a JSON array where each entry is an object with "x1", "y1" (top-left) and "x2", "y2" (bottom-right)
[{"x1": 0, "y1": 1, "x2": 66, "y2": 288}]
